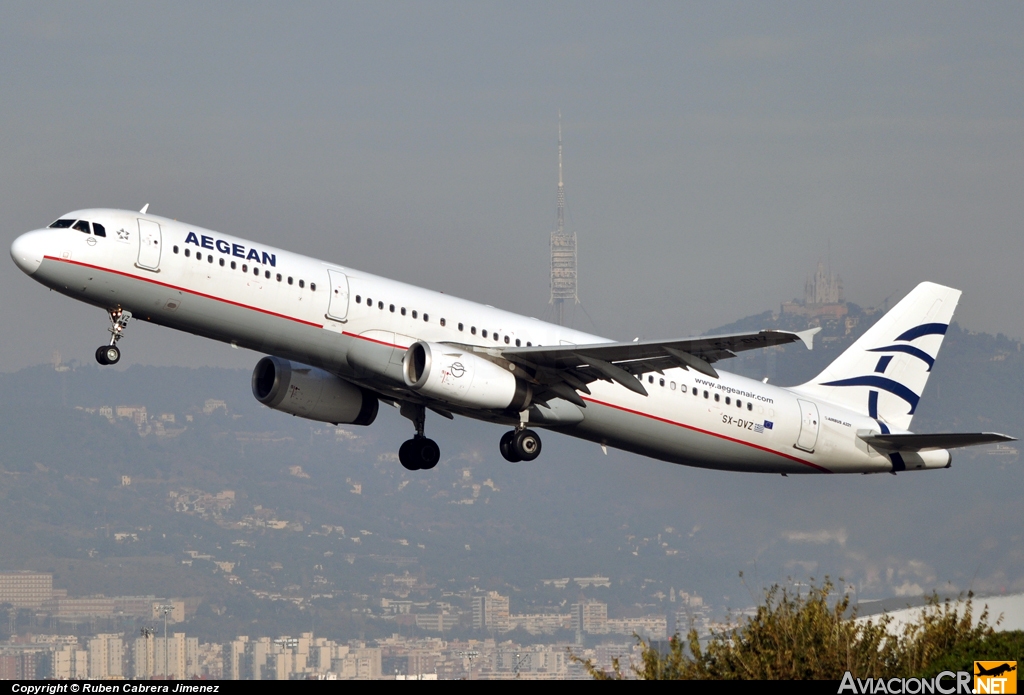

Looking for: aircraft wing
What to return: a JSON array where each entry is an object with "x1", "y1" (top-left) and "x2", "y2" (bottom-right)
[
  {"x1": 859, "y1": 432, "x2": 1017, "y2": 452},
  {"x1": 483, "y1": 327, "x2": 820, "y2": 406}
]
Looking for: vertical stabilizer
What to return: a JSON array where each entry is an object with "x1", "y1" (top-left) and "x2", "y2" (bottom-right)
[{"x1": 792, "y1": 282, "x2": 961, "y2": 430}]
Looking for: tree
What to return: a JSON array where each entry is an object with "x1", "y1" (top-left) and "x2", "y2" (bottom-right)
[{"x1": 574, "y1": 577, "x2": 999, "y2": 680}]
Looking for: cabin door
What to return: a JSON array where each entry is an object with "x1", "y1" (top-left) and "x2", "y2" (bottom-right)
[
  {"x1": 136, "y1": 219, "x2": 162, "y2": 271},
  {"x1": 326, "y1": 269, "x2": 350, "y2": 322},
  {"x1": 795, "y1": 399, "x2": 820, "y2": 452}
]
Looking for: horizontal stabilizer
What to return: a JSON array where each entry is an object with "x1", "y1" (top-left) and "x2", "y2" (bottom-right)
[{"x1": 859, "y1": 432, "x2": 1016, "y2": 452}]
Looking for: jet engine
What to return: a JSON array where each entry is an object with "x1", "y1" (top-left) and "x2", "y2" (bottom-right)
[
  {"x1": 402, "y1": 341, "x2": 532, "y2": 411},
  {"x1": 252, "y1": 356, "x2": 379, "y2": 425}
]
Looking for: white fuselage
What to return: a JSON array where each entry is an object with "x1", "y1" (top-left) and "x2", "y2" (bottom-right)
[{"x1": 11, "y1": 209, "x2": 951, "y2": 474}]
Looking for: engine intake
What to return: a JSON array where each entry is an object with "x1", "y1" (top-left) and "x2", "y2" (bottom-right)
[
  {"x1": 402, "y1": 341, "x2": 532, "y2": 411},
  {"x1": 252, "y1": 356, "x2": 378, "y2": 426}
]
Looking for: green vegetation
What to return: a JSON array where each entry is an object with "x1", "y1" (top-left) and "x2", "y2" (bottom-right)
[{"x1": 579, "y1": 578, "x2": 1019, "y2": 680}]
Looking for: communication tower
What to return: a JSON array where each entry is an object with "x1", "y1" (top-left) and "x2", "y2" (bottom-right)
[{"x1": 550, "y1": 114, "x2": 578, "y2": 325}]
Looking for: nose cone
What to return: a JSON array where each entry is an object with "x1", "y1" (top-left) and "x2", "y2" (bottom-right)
[{"x1": 11, "y1": 230, "x2": 48, "y2": 275}]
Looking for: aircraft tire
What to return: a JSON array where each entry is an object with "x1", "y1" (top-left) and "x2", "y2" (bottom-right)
[
  {"x1": 103, "y1": 345, "x2": 121, "y2": 365},
  {"x1": 399, "y1": 437, "x2": 440, "y2": 470},
  {"x1": 398, "y1": 439, "x2": 421, "y2": 470},
  {"x1": 95, "y1": 346, "x2": 109, "y2": 365},
  {"x1": 499, "y1": 430, "x2": 522, "y2": 462},
  {"x1": 513, "y1": 429, "x2": 542, "y2": 461},
  {"x1": 418, "y1": 438, "x2": 440, "y2": 470}
]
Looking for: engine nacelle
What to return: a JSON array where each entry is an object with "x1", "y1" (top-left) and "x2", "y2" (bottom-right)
[
  {"x1": 252, "y1": 356, "x2": 379, "y2": 425},
  {"x1": 402, "y1": 341, "x2": 532, "y2": 411}
]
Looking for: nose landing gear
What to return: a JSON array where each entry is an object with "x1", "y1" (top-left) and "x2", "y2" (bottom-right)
[
  {"x1": 95, "y1": 309, "x2": 132, "y2": 365},
  {"x1": 499, "y1": 428, "x2": 542, "y2": 462}
]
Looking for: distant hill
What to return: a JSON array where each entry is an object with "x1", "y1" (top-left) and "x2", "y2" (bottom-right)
[{"x1": 0, "y1": 303, "x2": 1019, "y2": 643}]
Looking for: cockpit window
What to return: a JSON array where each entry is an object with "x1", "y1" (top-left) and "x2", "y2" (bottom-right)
[
  {"x1": 92, "y1": 223, "x2": 106, "y2": 237},
  {"x1": 73, "y1": 220, "x2": 90, "y2": 234},
  {"x1": 49, "y1": 219, "x2": 75, "y2": 229}
]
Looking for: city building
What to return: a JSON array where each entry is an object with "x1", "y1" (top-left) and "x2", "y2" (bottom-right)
[
  {"x1": 472, "y1": 592, "x2": 510, "y2": 632},
  {"x1": 572, "y1": 600, "x2": 609, "y2": 635},
  {"x1": 0, "y1": 572, "x2": 53, "y2": 608}
]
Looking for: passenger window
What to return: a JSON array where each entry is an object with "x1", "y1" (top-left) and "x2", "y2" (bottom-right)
[
  {"x1": 231, "y1": 261, "x2": 236, "y2": 270},
  {"x1": 288, "y1": 277, "x2": 293, "y2": 285},
  {"x1": 670, "y1": 382, "x2": 676, "y2": 390},
  {"x1": 515, "y1": 339, "x2": 521, "y2": 347},
  {"x1": 355, "y1": 295, "x2": 361, "y2": 303},
  {"x1": 366, "y1": 297, "x2": 372, "y2": 305},
  {"x1": 220, "y1": 258, "x2": 225, "y2": 266},
  {"x1": 378, "y1": 301, "x2": 384, "y2": 310},
  {"x1": 299, "y1": 280, "x2": 305, "y2": 288},
  {"x1": 73, "y1": 220, "x2": 90, "y2": 234},
  {"x1": 692, "y1": 387, "x2": 697, "y2": 396},
  {"x1": 196, "y1": 253, "x2": 202, "y2": 261},
  {"x1": 253, "y1": 267, "x2": 259, "y2": 276},
  {"x1": 725, "y1": 396, "x2": 731, "y2": 405},
  {"x1": 703, "y1": 390, "x2": 708, "y2": 399},
  {"x1": 482, "y1": 329, "x2": 487, "y2": 338},
  {"x1": 412, "y1": 310, "x2": 418, "y2": 319},
  {"x1": 390, "y1": 304, "x2": 396, "y2": 313},
  {"x1": 458, "y1": 323, "x2": 464, "y2": 331},
  {"x1": 401, "y1": 307, "x2": 406, "y2": 316},
  {"x1": 714, "y1": 393, "x2": 720, "y2": 402},
  {"x1": 276, "y1": 273, "x2": 282, "y2": 281},
  {"x1": 648, "y1": 376, "x2": 654, "y2": 384},
  {"x1": 173, "y1": 246, "x2": 179, "y2": 254},
  {"x1": 265, "y1": 270, "x2": 270, "y2": 279},
  {"x1": 423, "y1": 314, "x2": 429, "y2": 322},
  {"x1": 49, "y1": 219, "x2": 75, "y2": 228},
  {"x1": 208, "y1": 255, "x2": 214, "y2": 263},
  {"x1": 736, "y1": 400, "x2": 741, "y2": 408},
  {"x1": 310, "y1": 283, "x2": 316, "y2": 291},
  {"x1": 242, "y1": 263, "x2": 247, "y2": 272},
  {"x1": 471, "y1": 327, "x2": 476, "y2": 335},
  {"x1": 504, "y1": 336, "x2": 510, "y2": 344},
  {"x1": 747, "y1": 402, "x2": 753, "y2": 411},
  {"x1": 659, "y1": 378, "x2": 665, "y2": 387},
  {"x1": 526, "y1": 342, "x2": 532, "y2": 346},
  {"x1": 93, "y1": 223, "x2": 106, "y2": 237},
  {"x1": 440, "y1": 318, "x2": 445, "y2": 326}
]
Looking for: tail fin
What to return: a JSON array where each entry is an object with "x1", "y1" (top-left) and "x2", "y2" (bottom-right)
[{"x1": 792, "y1": 282, "x2": 961, "y2": 430}]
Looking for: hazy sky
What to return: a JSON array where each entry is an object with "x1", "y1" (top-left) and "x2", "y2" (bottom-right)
[{"x1": 2, "y1": 2, "x2": 1023, "y2": 370}]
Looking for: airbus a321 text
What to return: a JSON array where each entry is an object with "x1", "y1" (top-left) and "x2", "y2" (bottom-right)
[{"x1": 11, "y1": 208, "x2": 1014, "y2": 473}]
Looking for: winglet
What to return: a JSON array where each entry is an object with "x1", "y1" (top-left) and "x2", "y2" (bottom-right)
[
  {"x1": 795, "y1": 327, "x2": 821, "y2": 350},
  {"x1": 139, "y1": 204, "x2": 150, "y2": 214}
]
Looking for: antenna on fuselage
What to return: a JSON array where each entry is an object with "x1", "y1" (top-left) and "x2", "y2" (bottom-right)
[{"x1": 139, "y1": 204, "x2": 150, "y2": 214}]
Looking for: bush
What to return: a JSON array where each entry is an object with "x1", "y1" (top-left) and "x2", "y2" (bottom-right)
[{"x1": 576, "y1": 577, "x2": 998, "y2": 680}]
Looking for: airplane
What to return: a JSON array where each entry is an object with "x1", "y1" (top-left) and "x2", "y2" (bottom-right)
[{"x1": 10, "y1": 207, "x2": 1014, "y2": 473}]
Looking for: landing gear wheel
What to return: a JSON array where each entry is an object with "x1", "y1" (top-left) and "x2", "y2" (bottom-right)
[
  {"x1": 512, "y1": 429, "x2": 542, "y2": 461},
  {"x1": 103, "y1": 345, "x2": 120, "y2": 365},
  {"x1": 399, "y1": 439, "x2": 420, "y2": 470},
  {"x1": 399, "y1": 437, "x2": 441, "y2": 471},
  {"x1": 96, "y1": 345, "x2": 120, "y2": 365},
  {"x1": 499, "y1": 430, "x2": 522, "y2": 462}
]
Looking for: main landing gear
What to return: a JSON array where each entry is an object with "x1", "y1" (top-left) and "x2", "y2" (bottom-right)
[
  {"x1": 95, "y1": 308, "x2": 132, "y2": 366},
  {"x1": 499, "y1": 428, "x2": 542, "y2": 462},
  {"x1": 398, "y1": 403, "x2": 441, "y2": 471}
]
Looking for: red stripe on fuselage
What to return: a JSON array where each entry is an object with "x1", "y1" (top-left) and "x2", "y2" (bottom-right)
[
  {"x1": 43, "y1": 256, "x2": 324, "y2": 328},
  {"x1": 44, "y1": 257, "x2": 829, "y2": 472},
  {"x1": 581, "y1": 396, "x2": 833, "y2": 473}
]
